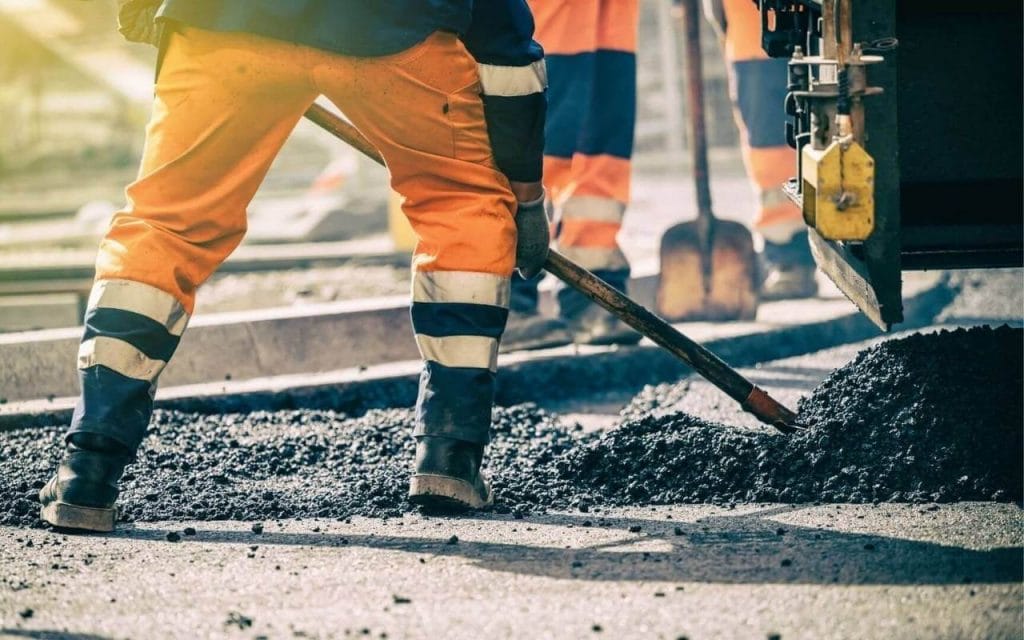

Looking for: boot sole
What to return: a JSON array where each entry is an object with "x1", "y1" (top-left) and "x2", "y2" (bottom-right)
[
  {"x1": 408, "y1": 474, "x2": 493, "y2": 511},
  {"x1": 40, "y1": 500, "x2": 116, "y2": 533}
]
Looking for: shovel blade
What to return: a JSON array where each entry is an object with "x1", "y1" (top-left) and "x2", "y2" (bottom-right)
[{"x1": 656, "y1": 219, "x2": 759, "y2": 322}]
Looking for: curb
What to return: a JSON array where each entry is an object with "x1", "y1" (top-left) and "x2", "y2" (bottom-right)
[{"x1": 0, "y1": 296, "x2": 415, "y2": 402}]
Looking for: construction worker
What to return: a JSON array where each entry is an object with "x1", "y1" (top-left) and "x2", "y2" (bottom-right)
[
  {"x1": 502, "y1": 0, "x2": 642, "y2": 351},
  {"x1": 706, "y1": 0, "x2": 818, "y2": 298},
  {"x1": 39, "y1": 0, "x2": 549, "y2": 531}
]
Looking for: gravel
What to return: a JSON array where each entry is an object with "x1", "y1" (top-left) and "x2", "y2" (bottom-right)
[{"x1": 0, "y1": 326, "x2": 1019, "y2": 528}]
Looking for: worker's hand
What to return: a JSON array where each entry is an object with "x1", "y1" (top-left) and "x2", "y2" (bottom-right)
[
  {"x1": 514, "y1": 191, "x2": 551, "y2": 279},
  {"x1": 117, "y1": 0, "x2": 163, "y2": 47}
]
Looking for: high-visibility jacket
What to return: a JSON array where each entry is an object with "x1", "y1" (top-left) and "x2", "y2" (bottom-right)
[{"x1": 157, "y1": 0, "x2": 546, "y2": 181}]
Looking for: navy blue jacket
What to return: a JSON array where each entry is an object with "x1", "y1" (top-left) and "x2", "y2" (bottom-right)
[{"x1": 157, "y1": 0, "x2": 545, "y2": 181}]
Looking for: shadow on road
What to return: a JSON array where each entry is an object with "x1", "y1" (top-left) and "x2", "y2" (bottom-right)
[{"x1": 120, "y1": 506, "x2": 1022, "y2": 586}]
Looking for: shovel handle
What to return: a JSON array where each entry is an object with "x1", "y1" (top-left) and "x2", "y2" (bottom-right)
[
  {"x1": 681, "y1": 0, "x2": 713, "y2": 221},
  {"x1": 301, "y1": 104, "x2": 798, "y2": 432},
  {"x1": 544, "y1": 251, "x2": 796, "y2": 431}
]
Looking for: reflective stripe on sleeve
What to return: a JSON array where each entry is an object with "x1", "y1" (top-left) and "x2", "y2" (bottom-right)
[
  {"x1": 78, "y1": 336, "x2": 168, "y2": 382},
  {"x1": 87, "y1": 279, "x2": 189, "y2": 336},
  {"x1": 477, "y1": 60, "x2": 547, "y2": 97},
  {"x1": 412, "y1": 271, "x2": 510, "y2": 308},
  {"x1": 414, "y1": 334, "x2": 499, "y2": 372}
]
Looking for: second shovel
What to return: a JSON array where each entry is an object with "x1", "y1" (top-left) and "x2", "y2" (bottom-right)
[{"x1": 656, "y1": 0, "x2": 759, "y2": 322}]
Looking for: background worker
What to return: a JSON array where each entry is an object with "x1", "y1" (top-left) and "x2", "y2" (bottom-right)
[
  {"x1": 503, "y1": 0, "x2": 642, "y2": 351},
  {"x1": 705, "y1": 0, "x2": 818, "y2": 299},
  {"x1": 39, "y1": 0, "x2": 549, "y2": 531}
]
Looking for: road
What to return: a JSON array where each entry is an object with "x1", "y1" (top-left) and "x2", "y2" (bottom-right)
[{"x1": 1, "y1": 336, "x2": 1021, "y2": 640}]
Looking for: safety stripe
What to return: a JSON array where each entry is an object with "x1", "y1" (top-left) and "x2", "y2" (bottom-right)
[
  {"x1": 412, "y1": 271, "x2": 510, "y2": 308},
  {"x1": 87, "y1": 279, "x2": 188, "y2": 336},
  {"x1": 78, "y1": 336, "x2": 168, "y2": 382},
  {"x1": 561, "y1": 196, "x2": 626, "y2": 223},
  {"x1": 557, "y1": 245, "x2": 629, "y2": 272},
  {"x1": 410, "y1": 302, "x2": 508, "y2": 339},
  {"x1": 83, "y1": 308, "x2": 181, "y2": 362},
  {"x1": 415, "y1": 334, "x2": 499, "y2": 372},
  {"x1": 757, "y1": 216, "x2": 805, "y2": 243},
  {"x1": 760, "y1": 185, "x2": 794, "y2": 210},
  {"x1": 477, "y1": 60, "x2": 547, "y2": 97}
]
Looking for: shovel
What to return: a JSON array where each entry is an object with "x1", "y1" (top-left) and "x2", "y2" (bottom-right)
[
  {"x1": 301, "y1": 104, "x2": 801, "y2": 433},
  {"x1": 655, "y1": 0, "x2": 759, "y2": 322}
]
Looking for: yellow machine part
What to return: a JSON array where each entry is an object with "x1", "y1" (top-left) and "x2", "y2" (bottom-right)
[{"x1": 801, "y1": 141, "x2": 876, "y2": 241}]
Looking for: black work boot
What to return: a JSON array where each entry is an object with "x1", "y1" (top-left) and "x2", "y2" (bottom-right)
[
  {"x1": 760, "y1": 231, "x2": 819, "y2": 300},
  {"x1": 408, "y1": 436, "x2": 493, "y2": 511},
  {"x1": 39, "y1": 433, "x2": 132, "y2": 533}
]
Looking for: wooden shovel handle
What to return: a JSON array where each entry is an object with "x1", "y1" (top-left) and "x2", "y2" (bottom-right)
[{"x1": 681, "y1": 0, "x2": 713, "y2": 221}]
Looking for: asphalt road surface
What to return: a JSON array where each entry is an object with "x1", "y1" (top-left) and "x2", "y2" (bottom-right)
[{"x1": 2, "y1": 336, "x2": 1021, "y2": 640}]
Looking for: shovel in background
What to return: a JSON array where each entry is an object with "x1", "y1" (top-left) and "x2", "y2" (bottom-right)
[{"x1": 656, "y1": 0, "x2": 759, "y2": 322}]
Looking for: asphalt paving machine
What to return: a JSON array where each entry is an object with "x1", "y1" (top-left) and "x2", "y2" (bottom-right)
[{"x1": 753, "y1": 0, "x2": 1023, "y2": 329}]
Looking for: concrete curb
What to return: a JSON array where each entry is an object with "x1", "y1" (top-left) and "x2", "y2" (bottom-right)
[
  {"x1": 0, "y1": 296, "x2": 415, "y2": 402},
  {"x1": 0, "y1": 273, "x2": 954, "y2": 430}
]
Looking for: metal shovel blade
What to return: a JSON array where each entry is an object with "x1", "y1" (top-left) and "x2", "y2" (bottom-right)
[{"x1": 655, "y1": 218, "x2": 759, "y2": 322}]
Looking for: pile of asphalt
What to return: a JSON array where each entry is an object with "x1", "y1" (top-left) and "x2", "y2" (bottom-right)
[
  {"x1": 0, "y1": 405, "x2": 585, "y2": 526},
  {"x1": 566, "y1": 325, "x2": 1022, "y2": 505},
  {"x1": 0, "y1": 326, "x2": 1019, "y2": 528}
]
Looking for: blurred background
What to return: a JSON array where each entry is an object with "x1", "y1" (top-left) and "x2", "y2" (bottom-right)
[{"x1": 0, "y1": 0, "x2": 759, "y2": 331}]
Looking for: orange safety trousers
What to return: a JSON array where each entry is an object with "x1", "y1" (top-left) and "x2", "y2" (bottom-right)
[
  {"x1": 72, "y1": 27, "x2": 516, "y2": 451},
  {"x1": 722, "y1": 0, "x2": 803, "y2": 242},
  {"x1": 101, "y1": 28, "x2": 516, "y2": 311},
  {"x1": 528, "y1": 0, "x2": 638, "y2": 276}
]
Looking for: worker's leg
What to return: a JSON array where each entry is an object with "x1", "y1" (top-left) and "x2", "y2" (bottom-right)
[
  {"x1": 311, "y1": 33, "x2": 516, "y2": 507},
  {"x1": 502, "y1": 0, "x2": 602, "y2": 351},
  {"x1": 42, "y1": 27, "x2": 318, "y2": 531},
  {"x1": 721, "y1": 0, "x2": 816, "y2": 298},
  {"x1": 45, "y1": 28, "x2": 317, "y2": 528},
  {"x1": 553, "y1": 0, "x2": 639, "y2": 343}
]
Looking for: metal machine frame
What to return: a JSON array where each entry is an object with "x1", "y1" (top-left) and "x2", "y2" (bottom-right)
[{"x1": 756, "y1": 0, "x2": 1023, "y2": 329}]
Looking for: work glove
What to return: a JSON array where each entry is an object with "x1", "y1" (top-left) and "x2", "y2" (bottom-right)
[
  {"x1": 515, "y1": 192, "x2": 551, "y2": 279},
  {"x1": 116, "y1": 0, "x2": 163, "y2": 47}
]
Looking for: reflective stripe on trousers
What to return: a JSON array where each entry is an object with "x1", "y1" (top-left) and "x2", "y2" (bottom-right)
[
  {"x1": 71, "y1": 278, "x2": 188, "y2": 451},
  {"x1": 411, "y1": 271, "x2": 510, "y2": 444}
]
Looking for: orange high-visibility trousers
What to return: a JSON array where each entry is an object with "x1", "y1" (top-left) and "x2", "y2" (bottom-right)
[
  {"x1": 518, "y1": 0, "x2": 638, "y2": 318},
  {"x1": 72, "y1": 27, "x2": 516, "y2": 451},
  {"x1": 721, "y1": 0, "x2": 803, "y2": 243},
  {"x1": 101, "y1": 27, "x2": 515, "y2": 311}
]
